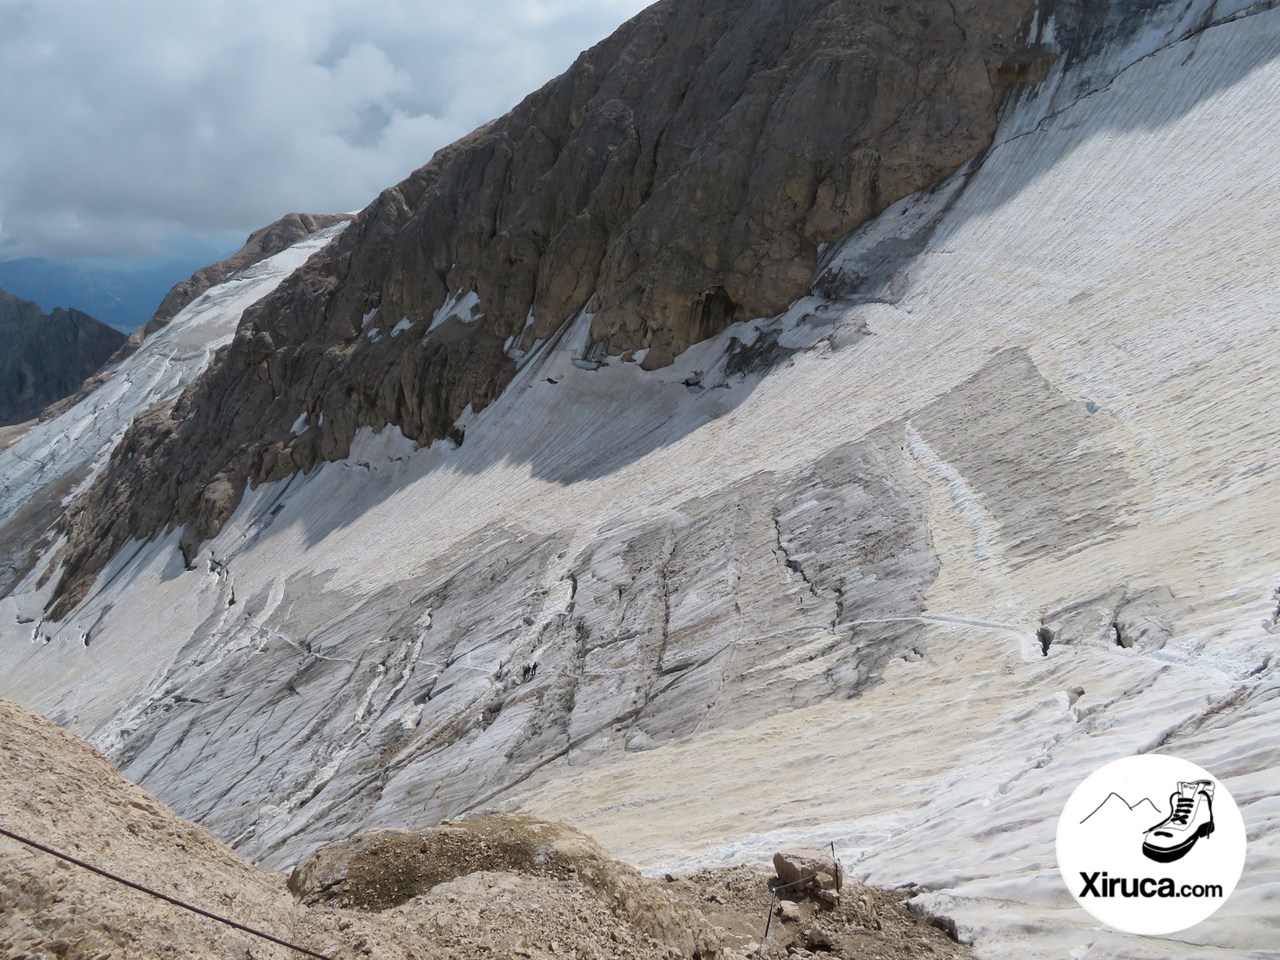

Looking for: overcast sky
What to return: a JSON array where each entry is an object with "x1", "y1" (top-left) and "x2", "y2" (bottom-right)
[{"x1": 0, "y1": 0, "x2": 652, "y2": 262}]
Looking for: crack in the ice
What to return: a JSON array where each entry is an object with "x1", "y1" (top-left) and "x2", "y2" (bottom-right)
[
  {"x1": 1141, "y1": 680, "x2": 1270, "y2": 751},
  {"x1": 460, "y1": 702, "x2": 649, "y2": 815},
  {"x1": 772, "y1": 508, "x2": 820, "y2": 600}
]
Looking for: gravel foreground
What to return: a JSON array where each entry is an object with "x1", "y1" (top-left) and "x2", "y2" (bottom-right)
[{"x1": 0, "y1": 697, "x2": 969, "y2": 959}]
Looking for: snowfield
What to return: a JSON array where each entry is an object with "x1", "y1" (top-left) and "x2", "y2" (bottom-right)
[
  {"x1": 0, "y1": 223, "x2": 349, "y2": 536},
  {"x1": 2, "y1": 3, "x2": 1279, "y2": 958}
]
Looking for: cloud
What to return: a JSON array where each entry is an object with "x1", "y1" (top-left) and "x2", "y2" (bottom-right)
[{"x1": 0, "y1": 0, "x2": 652, "y2": 259}]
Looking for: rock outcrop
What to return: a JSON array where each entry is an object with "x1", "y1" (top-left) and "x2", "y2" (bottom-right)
[
  {"x1": 48, "y1": 0, "x2": 1041, "y2": 617},
  {"x1": 773, "y1": 850, "x2": 844, "y2": 897},
  {"x1": 0, "y1": 288, "x2": 125, "y2": 427}
]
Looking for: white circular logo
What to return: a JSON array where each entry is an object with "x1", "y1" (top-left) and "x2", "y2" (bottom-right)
[{"x1": 1056, "y1": 754, "x2": 1246, "y2": 935}]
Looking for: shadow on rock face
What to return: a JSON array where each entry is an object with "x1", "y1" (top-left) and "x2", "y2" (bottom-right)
[{"x1": 45, "y1": 0, "x2": 1280, "y2": 619}]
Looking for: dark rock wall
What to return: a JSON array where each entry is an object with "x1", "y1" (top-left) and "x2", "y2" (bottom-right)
[
  {"x1": 0, "y1": 290, "x2": 126, "y2": 427},
  {"x1": 50, "y1": 0, "x2": 1040, "y2": 616}
]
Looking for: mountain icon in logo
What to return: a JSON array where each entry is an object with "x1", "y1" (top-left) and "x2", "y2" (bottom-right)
[
  {"x1": 1079, "y1": 792, "x2": 1161, "y2": 827},
  {"x1": 1078, "y1": 782, "x2": 1218, "y2": 864}
]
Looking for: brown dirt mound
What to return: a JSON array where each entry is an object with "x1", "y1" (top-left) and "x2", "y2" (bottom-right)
[{"x1": 289, "y1": 816, "x2": 721, "y2": 957}]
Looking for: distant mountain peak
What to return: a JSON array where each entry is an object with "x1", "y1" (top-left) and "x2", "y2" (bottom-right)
[{"x1": 0, "y1": 287, "x2": 125, "y2": 427}]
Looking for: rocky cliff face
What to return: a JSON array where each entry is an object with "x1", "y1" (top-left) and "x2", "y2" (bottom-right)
[
  {"x1": 48, "y1": 0, "x2": 1041, "y2": 616},
  {"x1": 0, "y1": 289, "x2": 126, "y2": 427}
]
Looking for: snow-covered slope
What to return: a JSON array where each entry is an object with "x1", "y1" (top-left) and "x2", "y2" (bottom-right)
[
  {"x1": 0, "y1": 223, "x2": 347, "y2": 614},
  {"x1": 0, "y1": 225, "x2": 348, "y2": 531},
  {"x1": 2, "y1": 3, "x2": 1279, "y2": 958}
]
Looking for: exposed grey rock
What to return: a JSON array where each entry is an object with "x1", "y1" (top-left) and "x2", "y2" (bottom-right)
[
  {"x1": 778, "y1": 900, "x2": 804, "y2": 922},
  {"x1": 802, "y1": 926, "x2": 837, "y2": 950},
  {"x1": 48, "y1": 0, "x2": 1041, "y2": 617},
  {"x1": 773, "y1": 851, "x2": 843, "y2": 895},
  {"x1": 0, "y1": 288, "x2": 125, "y2": 427}
]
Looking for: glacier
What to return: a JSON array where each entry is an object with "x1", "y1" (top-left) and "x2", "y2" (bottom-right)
[{"x1": 2, "y1": 3, "x2": 1279, "y2": 958}]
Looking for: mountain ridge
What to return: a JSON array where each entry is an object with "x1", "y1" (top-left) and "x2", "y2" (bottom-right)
[
  {"x1": 46, "y1": 0, "x2": 1043, "y2": 616},
  {"x1": 3, "y1": 2, "x2": 1279, "y2": 957},
  {"x1": 0, "y1": 254, "x2": 224, "y2": 334},
  {"x1": 31, "y1": 212, "x2": 354, "y2": 428}
]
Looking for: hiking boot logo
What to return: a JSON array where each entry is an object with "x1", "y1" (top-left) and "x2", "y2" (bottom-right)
[
  {"x1": 1056, "y1": 754, "x2": 1246, "y2": 936},
  {"x1": 1142, "y1": 780, "x2": 1215, "y2": 863}
]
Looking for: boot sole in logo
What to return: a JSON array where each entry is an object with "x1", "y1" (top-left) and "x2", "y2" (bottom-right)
[{"x1": 1142, "y1": 821, "x2": 1215, "y2": 864}]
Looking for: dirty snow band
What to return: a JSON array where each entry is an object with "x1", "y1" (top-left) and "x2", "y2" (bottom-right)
[{"x1": 1078, "y1": 873, "x2": 1224, "y2": 899}]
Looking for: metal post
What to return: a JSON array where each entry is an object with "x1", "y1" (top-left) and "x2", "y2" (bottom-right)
[{"x1": 761, "y1": 889, "x2": 777, "y2": 958}]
